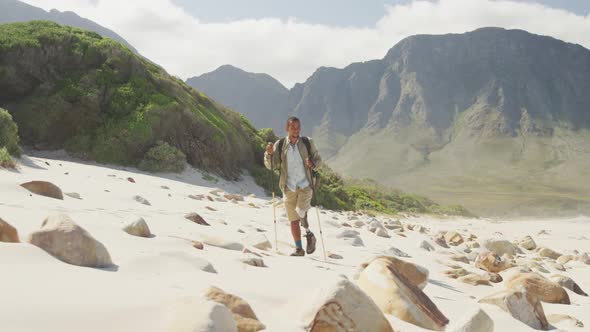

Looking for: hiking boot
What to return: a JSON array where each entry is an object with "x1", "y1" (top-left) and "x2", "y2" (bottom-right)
[
  {"x1": 305, "y1": 231, "x2": 316, "y2": 254},
  {"x1": 290, "y1": 248, "x2": 305, "y2": 256}
]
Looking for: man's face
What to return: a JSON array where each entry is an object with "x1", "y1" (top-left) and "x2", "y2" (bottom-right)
[{"x1": 286, "y1": 120, "x2": 301, "y2": 139}]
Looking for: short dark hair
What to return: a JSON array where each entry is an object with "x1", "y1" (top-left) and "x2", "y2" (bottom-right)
[{"x1": 286, "y1": 116, "x2": 300, "y2": 125}]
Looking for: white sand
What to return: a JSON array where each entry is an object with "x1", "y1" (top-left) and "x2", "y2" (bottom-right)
[{"x1": 1, "y1": 151, "x2": 589, "y2": 331}]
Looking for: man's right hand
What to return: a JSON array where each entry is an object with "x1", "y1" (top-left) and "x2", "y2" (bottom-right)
[{"x1": 266, "y1": 142, "x2": 274, "y2": 155}]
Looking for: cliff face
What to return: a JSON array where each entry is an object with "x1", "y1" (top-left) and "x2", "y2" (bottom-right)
[{"x1": 185, "y1": 27, "x2": 590, "y2": 216}]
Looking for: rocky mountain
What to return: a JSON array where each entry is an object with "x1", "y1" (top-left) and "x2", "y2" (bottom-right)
[
  {"x1": 186, "y1": 64, "x2": 289, "y2": 134},
  {"x1": 187, "y1": 28, "x2": 590, "y2": 216},
  {"x1": 0, "y1": 0, "x2": 138, "y2": 54},
  {"x1": 0, "y1": 21, "x2": 263, "y2": 178}
]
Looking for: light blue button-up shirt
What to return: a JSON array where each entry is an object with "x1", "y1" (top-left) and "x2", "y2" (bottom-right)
[{"x1": 286, "y1": 139, "x2": 309, "y2": 192}]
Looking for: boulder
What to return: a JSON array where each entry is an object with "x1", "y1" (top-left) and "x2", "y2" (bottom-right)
[
  {"x1": 449, "y1": 307, "x2": 494, "y2": 332},
  {"x1": 163, "y1": 297, "x2": 238, "y2": 332},
  {"x1": 487, "y1": 272, "x2": 503, "y2": 283},
  {"x1": 576, "y1": 252, "x2": 590, "y2": 264},
  {"x1": 556, "y1": 255, "x2": 574, "y2": 265},
  {"x1": 538, "y1": 247, "x2": 562, "y2": 260},
  {"x1": 375, "y1": 227, "x2": 390, "y2": 238},
  {"x1": 302, "y1": 277, "x2": 394, "y2": 332},
  {"x1": 0, "y1": 217, "x2": 19, "y2": 242},
  {"x1": 475, "y1": 252, "x2": 511, "y2": 273},
  {"x1": 519, "y1": 235, "x2": 536, "y2": 250},
  {"x1": 356, "y1": 257, "x2": 448, "y2": 330},
  {"x1": 505, "y1": 272, "x2": 570, "y2": 304},
  {"x1": 20, "y1": 181, "x2": 63, "y2": 200},
  {"x1": 482, "y1": 238, "x2": 518, "y2": 256},
  {"x1": 360, "y1": 256, "x2": 429, "y2": 289},
  {"x1": 335, "y1": 229, "x2": 364, "y2": 247},
  {"x1": 550, "y1": 275, "x2": 588, "y2": 296},
  {"x1": 479, "y1": 289, "x2": 548, "y2": 330},
  {"x1": 205, "y1": 286, "x2": 265, "y2": 332},
  {"x1": 27, "y1": 214, "x2": 112, "y2": 267},
  {"x1": 444, "y1": 231, "x2": 464, "y2": 246},
  {"x1": 123, "y1": 217, "x2": 152, "y2": 238}
]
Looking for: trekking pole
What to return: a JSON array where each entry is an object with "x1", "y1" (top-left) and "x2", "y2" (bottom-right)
[
  {"x1": 311, "y1": 172, "x2": 327, "y2": 262},
  {"x1": 270, "y1": 158, "x2": 278, "y2": 253}
]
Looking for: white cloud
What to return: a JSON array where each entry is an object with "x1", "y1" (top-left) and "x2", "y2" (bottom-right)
[{"x1": 19, "y1": 0, "x2": 590, "y2": 87}]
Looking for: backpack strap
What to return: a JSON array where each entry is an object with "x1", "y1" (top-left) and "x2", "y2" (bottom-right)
[
  {"x1": 277, "y1": 137, "x2": 286, "y2": 164},
  {"x1": 301, "y1": 136, "x2": 312, "y2": 157}
]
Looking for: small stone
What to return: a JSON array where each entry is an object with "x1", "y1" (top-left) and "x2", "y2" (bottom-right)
[
  {"x1": 192, "y1": 241, "x2": 204, "y2": 250},
  {"x1": 127, "y1": 177, "x2": 135, "y2": 183},
  {"x1": 133, "y1": 195, "x2": 151, "y2": 206},
  {"x1": 184, "y1": 212, "x2": 210, "y2": 226}
]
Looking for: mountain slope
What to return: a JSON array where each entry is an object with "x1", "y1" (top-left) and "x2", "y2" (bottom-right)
[
  {"x1": 0, "y1": 21, "x2": 263, "y2": 178},
  {"x1": 186, "y1": 27, "x2": 590, "y2": 216},
  {"x1": 0, "y1": 0, "x2": 138, "y2": 54},
  {"x1": 186, "y1": 65, "x2": 289, "y2": 134}
]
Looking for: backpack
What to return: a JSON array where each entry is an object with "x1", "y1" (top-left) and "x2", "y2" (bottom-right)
[{"x1": 277, "y1": 136, "x2": 320, "y2": 190}]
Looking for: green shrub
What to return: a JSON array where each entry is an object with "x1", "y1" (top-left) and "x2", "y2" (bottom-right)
[
  {"x1": 0, "y1": 147, "x2": 15, "y2": 168},
  {"x1": 138, "y1": 141, "x2": 186, "y2": 173},
  {"x1": 0, "y1": 108, "x2": 20, "y2": 156}
]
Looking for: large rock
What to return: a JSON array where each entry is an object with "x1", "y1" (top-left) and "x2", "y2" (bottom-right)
[
  {"x1": 26, "y1": 214, "x2": 112, "y2": 267},
  {"x1": 205, "y1": 286, "x2": 265, "y2": 332},
  {"x1": 444, "y1": 231, "x2": 464, "y2": 246},
  {"x1": 505, "y1": 272, "x2": 570, "y2": 304},
  {"x1": 449, "y1": 307, "x2": 494, "y2": 332},
  {"x1": 0, "y1": 217, "x2": 19, "y2": 242},
  {"x1": 360, "y1": 256, "x2": 429, "y2": 289},
  {"x1": 518, "y1": 235, "x2": 537, "y2": 250},
  {"x1": 482, "y1": 238, "x2": 518, "y2": 256},
  {"x1": 123, "y1": 217, "x2": 152, "y2": 238},
  {"x1": 357, "y1": 257, "x2": 448, "y2": 330},
  {"x1": 556, "y1": 255, "x2": 574, "y2": 265},
  {"x1": 475, "y1": 252, "x2": 511, "y2": 273},
  {"x1": 550, "y1": 275, "x2": 588, "y2": 296},
  {"x1": 538, "y1": 247, "x2": 562, "y2": 260},
  {"x1": 163, "y1": 297, "x2": 238, "y2": 332},
  {"x1": 302, "y1": 277, "x2": 394, "y2": 332},
  {"x1": 20, "y1": 181, "x2": 63, "y2": 200},
  {"x1": 479, "y1": 289, "x2": 548, "y2": 330}
]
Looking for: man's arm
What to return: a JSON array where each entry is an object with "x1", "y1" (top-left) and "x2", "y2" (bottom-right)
[{"x1": 264, "y1": 140, "x2": 281, "y2": 170}]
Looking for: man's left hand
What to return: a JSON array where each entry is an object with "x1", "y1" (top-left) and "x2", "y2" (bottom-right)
[{"x1": 306, "y1": 159, "x2": 314, "y2": 169}]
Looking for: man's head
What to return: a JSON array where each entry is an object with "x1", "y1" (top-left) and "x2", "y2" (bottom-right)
[{"x1": 286, "y1": 116, "x2": 301, "y2": 140}]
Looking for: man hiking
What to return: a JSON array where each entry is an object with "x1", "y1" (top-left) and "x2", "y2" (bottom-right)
[{"x1": 264, "y1": 116, "x2": 322, "y2": 256}]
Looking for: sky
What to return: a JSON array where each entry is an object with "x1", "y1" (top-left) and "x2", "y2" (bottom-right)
[{"x1": 19, "y1": 0, "x2": 590, "y2": 87}]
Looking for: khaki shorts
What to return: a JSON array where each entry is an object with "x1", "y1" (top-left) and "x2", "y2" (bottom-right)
[{"x1": 283, "y1": 186, "x2": 313, "y2": 227}]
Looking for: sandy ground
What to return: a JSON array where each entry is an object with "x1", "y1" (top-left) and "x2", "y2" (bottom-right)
[{"x1": 1, "y1": 151, "x2": 589, "y2": 331}]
